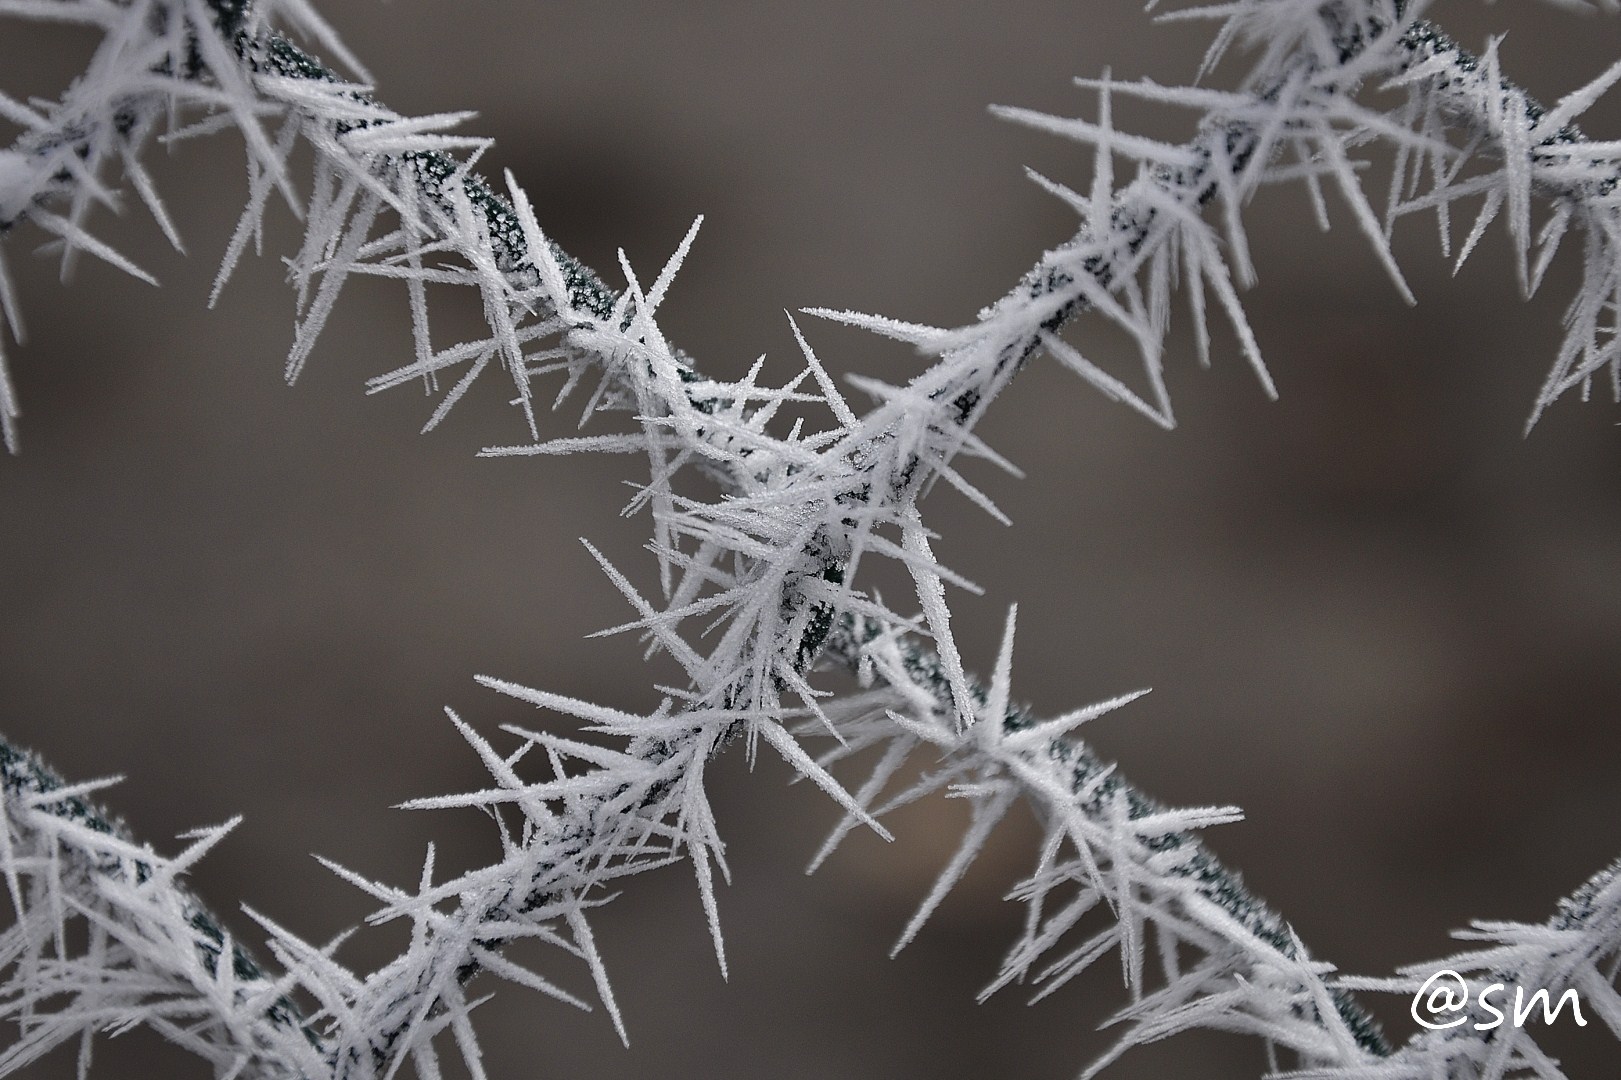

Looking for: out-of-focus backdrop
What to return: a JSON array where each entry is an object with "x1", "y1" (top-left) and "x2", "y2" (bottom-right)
[{"x1": 2, "y1": 3, "x2": 1620, "y2": 1077}]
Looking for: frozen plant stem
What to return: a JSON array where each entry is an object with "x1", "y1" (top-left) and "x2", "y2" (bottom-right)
[{"x1": 0, "y1": 0, "x2": 1618, "y2": 1077}]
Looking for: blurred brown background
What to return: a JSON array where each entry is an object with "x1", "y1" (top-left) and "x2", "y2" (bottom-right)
[{"x1": 2, "y1": 2, "x2": 1620, "y2": 1077}]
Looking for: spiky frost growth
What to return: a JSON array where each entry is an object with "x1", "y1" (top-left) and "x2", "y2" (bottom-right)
[
  {"x1": 1, "y1": 0, "x2": 1619, "y2": 1077},
  {"x1": 0, "y1": 0, "x2": 389, "y2": 453},
  {"x1": 808, "y1": 612, "x2": 1391, "y2": 1074},
  {"x1": 0, "y1": 742, "x2": 325, "y2": 1079},
  {"x1": 1325, "y1": 859, "x2": 1621, "y2": 1079},
  {"x1": 823, "y1": 0, "x2": 1621, "y2": 430}
]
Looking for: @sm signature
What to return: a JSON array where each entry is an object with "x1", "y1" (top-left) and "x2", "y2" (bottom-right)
[{"x1": 1412, "y1": 970, "x2": 1589, "y2": 1032}]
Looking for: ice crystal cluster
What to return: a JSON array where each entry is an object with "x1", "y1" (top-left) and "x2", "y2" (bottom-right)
[{"x1": 0, "y1": 0, "x2": 1619, "y2": 1077}]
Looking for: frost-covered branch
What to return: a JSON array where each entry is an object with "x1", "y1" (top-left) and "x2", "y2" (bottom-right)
[
  {"x1": 0, "y1": 739, "x2": 325, "y2": 1079},
  {"x1": 813, "y1": 613, "x2": 1392, "y2": 1073},
  {"x1": 1, "y1": 0, "x2": 1618, "y2": 1077},
  {"x1": 846, "y1": 0, "x2": 1621, "y2": 431},
  {"x1": 1328, "y1": 858, "x2": 1621, "y2": 1078}
]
